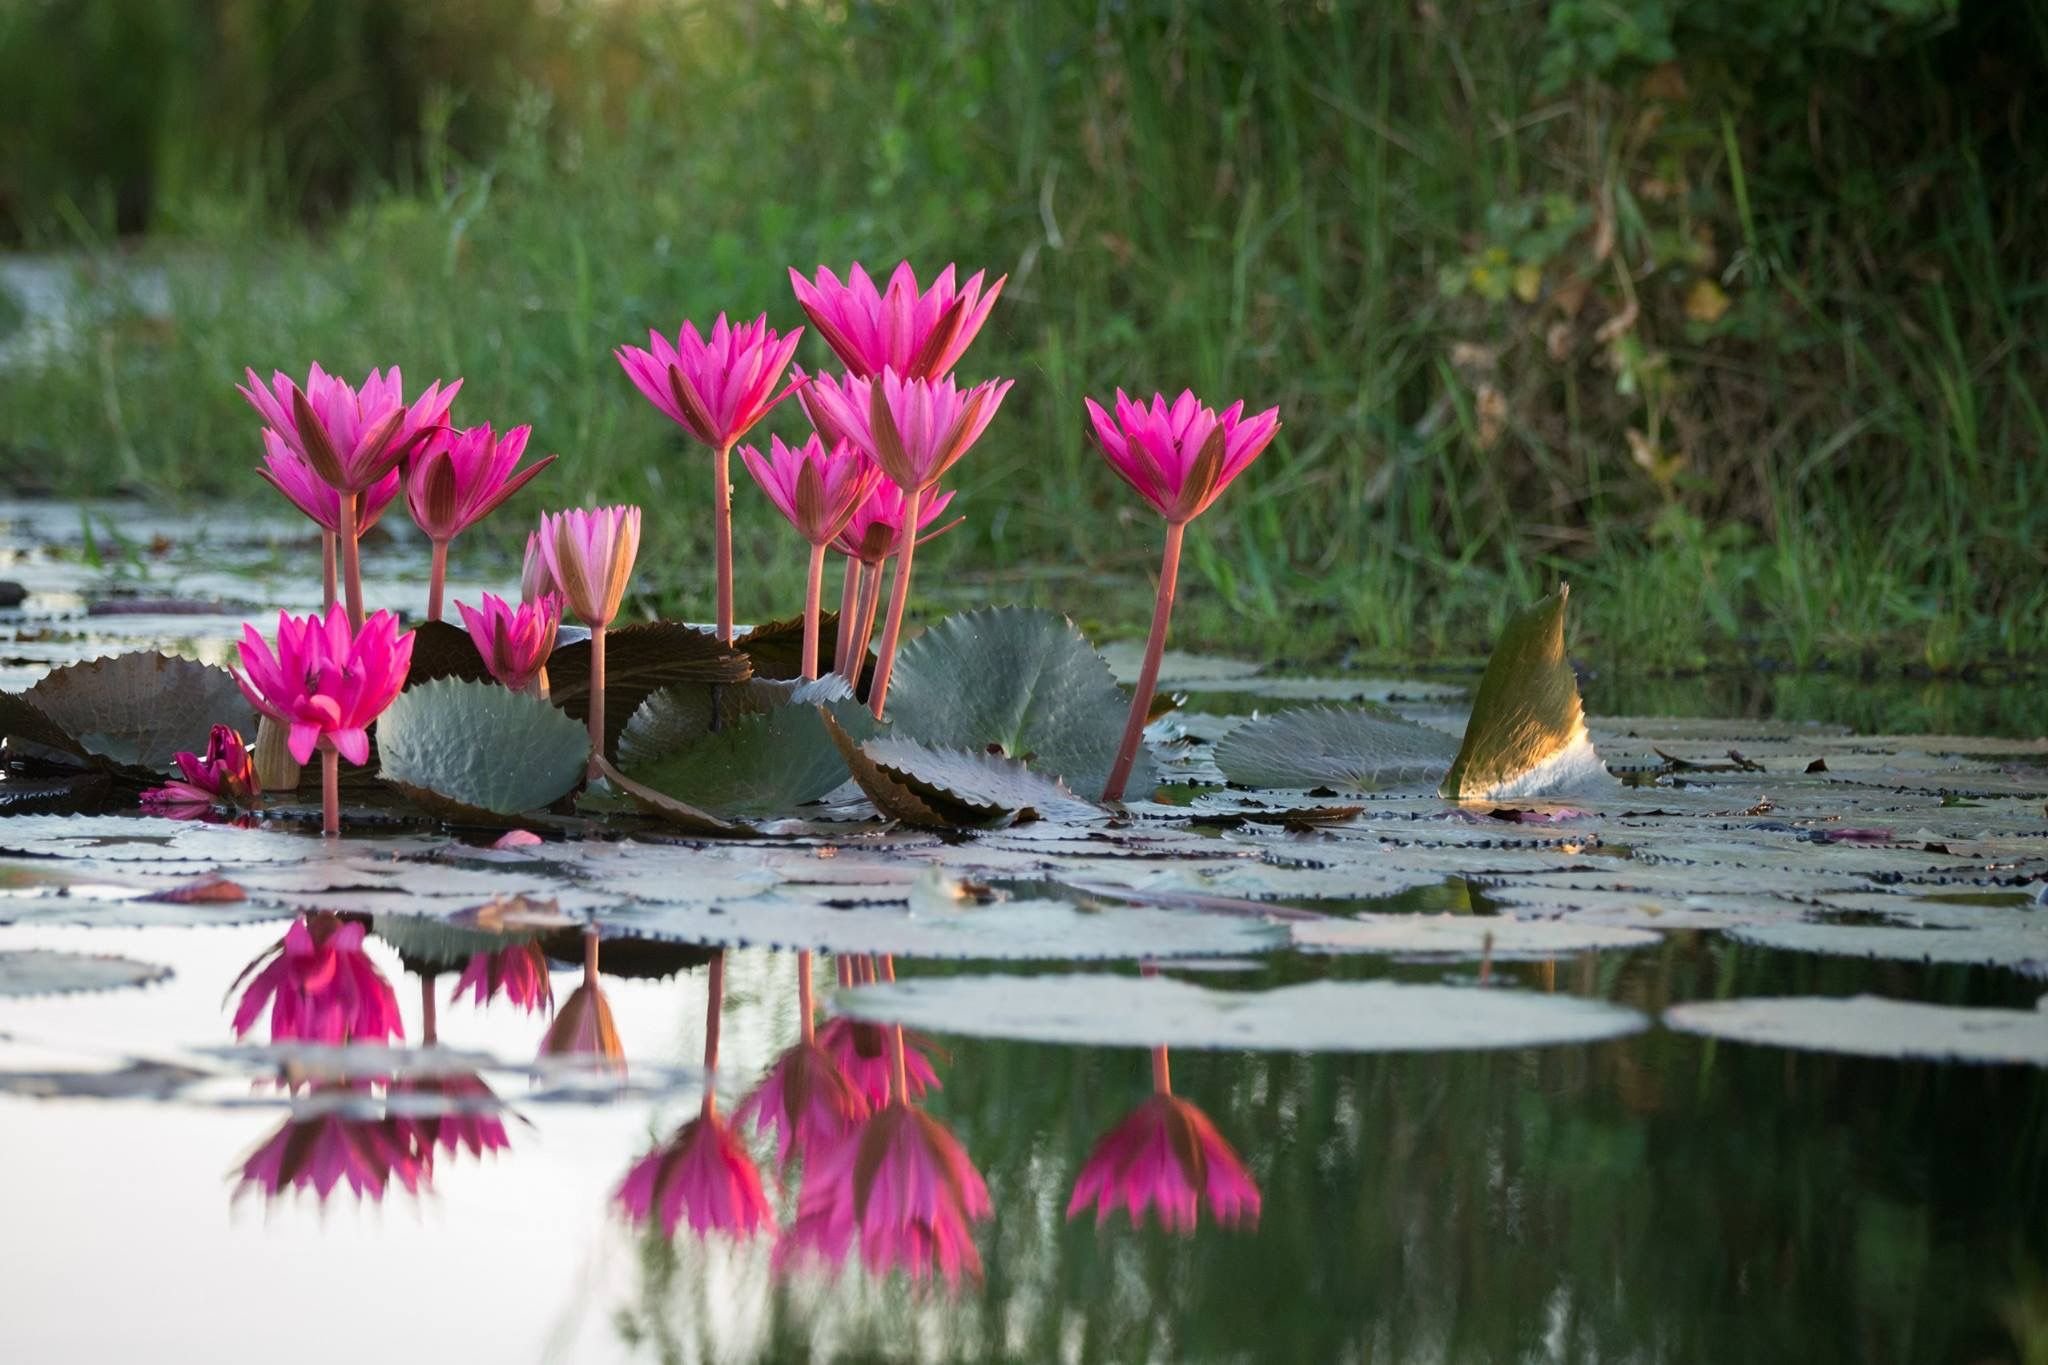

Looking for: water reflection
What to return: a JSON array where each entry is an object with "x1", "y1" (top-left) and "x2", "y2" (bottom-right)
[
  {"x1": 235, "y1": 1082, "x2": 432, "y2": 1204},
  {"x1": 229, "y1": 912, "x2": 403, "y2": 1044},
  {"x1": 452, "y1": 940, "x2": 554, "y2": 1015},
  {"x1": 1068, "y1": 1044, "x2": 1260, "y2": 1233},
  {"x1": 734, "y1": 952, "x2": 869, "y2": 1166},
  {"x1": 540, "y1": 927, "x2": 624, "y2": 1068}
]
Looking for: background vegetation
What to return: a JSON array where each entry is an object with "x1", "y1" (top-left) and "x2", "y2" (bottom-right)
[{"x1": 0, "y1": 0, "x2": 2040, "y2": 670}]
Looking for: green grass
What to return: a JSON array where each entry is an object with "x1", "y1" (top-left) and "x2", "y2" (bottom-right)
[{"x1": 0, "y1": 0, "x2": 2042, "y2": 672}]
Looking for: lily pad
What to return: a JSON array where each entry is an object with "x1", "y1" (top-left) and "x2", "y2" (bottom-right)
[
  {"x1": 546, "y1": 621, "x2": 752, "y2": 757},
  {"x1": 0, "y1": 948, "x2": 172, "y2": 997},
  {"x1": 4, "y1": 651, "x2": 256, "y2": 772},
  {"x1": 403, "y1": 620, "x2": 495, "y2": 687},
  {"x1": 737, "y1": 611, "x2": 852, "y2": 682},
  {"x1": 1724, "y1": 914, "x2": 2048, "y2": 977},
  {"x1": 837, "y1": 974, "x2": 1649, "y2": 1051},
  {"x1": 619, "y1": 700, "x2": 854, "y2": 820},
  {"x1": 833, "y1": 726, "x2": 1098, "y2": 830},
  {"x1": 1215, "y1": 705, "x2": 1460, "y2": 790},
  {"x1": 884, "y1": 606, "x2": 1150, "y2": 797},
  {"x1": 377, "y1": 678, "x2": 591, "y2": 817},
  {"x1": 1664, "y1": 994, "x2": 2048, "y2": 1065},
  {"x1": 1441, "y1": 587, "x2": 1608, "y2": 802},
  {"x1": 1291, "y1": 913, "x2": 1661, "y2": 957}
]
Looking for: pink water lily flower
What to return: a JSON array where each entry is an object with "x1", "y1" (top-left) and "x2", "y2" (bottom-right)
[
  {"x1": 616, "y1": 314, "x2": 803, "y2": 452},
  {"x1": 833, "y1": 480, "x2": 960, "y2": 564},
  {"x1": 741, "y1": 434, "x2": 882, "y2": 548},
  {"x1": 229, "y1": 913, "x2": 405, "y2": 1045},
  {"x1": 140, "y1": 724, "x2": 259, "y2": 813},
  {"x1": 789, "y1": 262, "x2": 1005, "y2": 380},
  {"x1": 818, "y1": 1017, "x2": 940, "y2": 1107},
  {"x1": 539, "y1": 506, "x2": 640, "y2": 630},
  {"x1": 407, "y1": 424, "x2": 553, "y2": 541},
  {"x1": 456, "y1": 591, "x2": 562, "y2": 694},
  {"x1": 541, "y1": 979, "x2": 625, "y2": 1069},
  {"x1": 258, "y1": 431, "x2": 402, "y2": 536},
  {"x1": 451, "y1": 941, "x2": 555, "y2": 1015},
  {"x1": 735, "y1": 1038, "x2": 872, "y2": 1167},
  {"x1": 231, "y1": 605, "x2": 413, "y2": 767},
  {"x1": 391, "y1": 1072, "x2": 514, "y2": 1163},
  {"x1": 805, "y1": 369, "x2": 1010, "y2": 495},
  {"x1": 783, "y1": 1100, "x2": 991, "y2": 1286},
  {"x1": 1084, "y1": 389, "x2": 1281, "y2": 525},
  {"x1": 1068, "y1": 1092, "x2": 1262, "y2": 1233},
  {"x1": 239, "y1": 363, "x2": 459, "y2": 494},
  {"x1": 521, "y1": 528, "x2": 556, "y2": 602},
  {"x1": 236, "y1": 1086, "x2": 431, "y2": 1204},
  {"x1": 616, "y1": 1107, "x2": 775, "y2": 1240}
]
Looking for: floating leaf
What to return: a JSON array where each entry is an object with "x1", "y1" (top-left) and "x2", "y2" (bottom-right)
[
  {"x1": 1215, "y1": 705, "x2": 1460, "y2": 790},
  {"x1": 885, "y1": 606, "x2": 1148, "y2": 797},
  {"x1": 0, "y1": 949, "x2": 172, "y2": 997},
  {"x1": 829, "y1": 721, "x2": 1098, "y2": 830},
  {"x1": 1664, "y1": 995, "x2": 2048, "y2": 1065},
  {"x1": 620, "y1": 700, "x2": 855, "y2": 820},
  {"x1": 3, "y1": 652, "x2": 256, "y2": 773},
  {"x1": 0, "y1": 1059, "x2": 207, "y2": 1101},
  {"x1": 590, "y1": 756, "x2": 748, "y2": 836},
  {"x1": 1291, "y1": 913, "x2": 1660, "y2": 957},
  {"x1": 404, "y1": 619, "x2": 494, "y2": 687},
  {"x1": 1725, "y1": 913, "x2": 2048, "y2": 977},
  {"x1": 838, "y1": 974, "x2": 1648, "y2": 1051},
  {"x1": 1441, "y1": 586, "x2": 1608, "y2": 801},
  {"x1": 736, "y1": 611, "x2": 855, "y2": 683},
  {"x1": 547, "y1": 621, "x2": 751, "y2": 757},
  {"x1": 377, "y1": 678, "x2": 591, "y2": 817}
]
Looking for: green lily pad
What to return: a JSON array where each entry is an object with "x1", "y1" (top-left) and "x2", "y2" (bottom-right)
[
  {"x1": 546, "y1": 621, "x2": 751, "y2": 758},
  {"x1": 377, "y1": 678, "x2": 591, "y2": 817},
  {"x1": 0, "y1": 949, "x2": 172, "y2": 998},
  {"x1": 838, "y1": 974, "x2": 1649, "y2": 1051},
  {"x1": 884, "y1": 606, "x2": 1150, "y2": 797},
  {"x1": 1441, "y1": 587, "x2": 1608, "y2": 801},
  {"x1": 619, "y1": 697, "x2": 856, "y2": 820},
  {"x1": 1214, "y1": 704, "x2": 1461, "y2": 790},
  {"x1": 616, "y1": 677, "x2": 859, "y2": 771},
  {"x1": 831, "y1": 725, "x2": 1098, "y2": 830},
  {"x1": 2, "y1": 651, "x2": 256, "y2": 773},
  {"x1": 1664, "y1": 994, "x2": 2048, "y2": 1065},
  {"x1": 736, "y1": 610, "x2": 853, "y2": 682},
  {"x1": 403, "y1": 620, "x2": 495, "y2": 687}
]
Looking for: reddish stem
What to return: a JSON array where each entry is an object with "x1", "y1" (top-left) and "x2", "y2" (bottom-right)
[
  {"x1": 867, "y1": 484, "x2": 925, "y2": 719},
  {"x1": 1151, "y1": 1043, "x2": 1172, "y2": 1095},
  {"x1": 337, "y1": 491, "x2": 365, "y2": 631},
  {"x1": 801, "y1": 542, "x2": 826, "y2": 680},
  {"x1": 713, "y1": 442, "x2": 734, "y2": 643},
  {"x1": 849, "y1": 556, "x2": 883, "y2": 684},
  {"x1": 320, "y1": 743, "x2": 340, "y2": 838},
  {"x1": 798, "y1": 951, "x2": 816, "y2": 1044},
  {"x1": 585, "y1": 622, "x2": 606, "y2": 779},
  {"x1": 890, "y1": 1024, "x2": 910, "y2": 1105},
  {"x1": 1101, "y1": 520, "x2": 1183, "y2": 802},
  {"x1": 421, "y1": 974, "x2": 439, "y2": 1046},
  {"x1": 582, "y1": 925, "x2": 600, "y2": 978},
  {"x1": 834, "y1": 556, "x2": 861, "y2": 677},
  {"x1": 705, "y1": 950, "x2": 725, "y2": 1075},
  {"x1": 427, "y1": 539, "x2": 448, "y2": 622},
  {"x1": 836, "y1": 955, "x2": 852, "y2": 989},
  {"x1": 321, "y1": 530, "x2": 337, "y2": 613}
]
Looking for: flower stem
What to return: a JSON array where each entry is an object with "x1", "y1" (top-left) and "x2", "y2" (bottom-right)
[
  {"x1": 867, "y1": 485, "x2": 925, "y2": 719},
  {"x1": 421, "y1": 974, "x2": 439, "y2": 1046},
  {"x1": 427, "y1": 539, "x2": 448, "y2": 622},
  {"x1": 705, "y1": 949, "x2": 724, "y2": 1075},
  {"x1": 834, "y1": 556, "x2": 861, "y2": 677},
  {"x1": 850, "y1": 556, "x2": 883, "y2": 686},
  {"x1": 1101, "y1": 520, "x2": 1183, "y2": 802},
  {"x1": 321, "y1": 530, "x2": 337, "y2": 613},
  {"x1": 586, "y1": 622, "x2": 606, "y2": 779},
  {"x1": 798, "y1": 950, "x2": 815, "y2": 1044},
  {"x1": 713, "y1": 442, "x2": 734, "y2": 643},
  {"x1": 337, "y1": 491, "x2": 365, "y2": 631},
  {"x1": 801, "y1": 542, "x2": 826, "y2": 680},
  {"x1": 1151, "y1": 1044, "x2": 1172, "y2": 1095},
  {"x1": 320, "y1": 743, "x2": 340, "y2": 838},
  {"x1": 890, "y1": 1023, "x2": 910, "y2": 1105}
]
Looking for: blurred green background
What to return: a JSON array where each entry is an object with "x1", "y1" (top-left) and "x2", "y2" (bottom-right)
[{"x1": 0, "y1": 0, "x2": 2040, "y2": 669}]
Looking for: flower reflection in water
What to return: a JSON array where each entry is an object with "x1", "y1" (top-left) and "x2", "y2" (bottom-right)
[
  {"x1": 736, "y1": 952, "x2": 870, "y2": 1167},
  {"x1": 617, "y1": 951, "x2": 774, "y2": 1240},
  {"x1": 817, "y1": 956, "x2": 940, "y2": 1107},
  {"x1": 1068, "y1": 1044, "x2": 1260, "y2": 1233},
  {"x1": 235, "y1": 1082, "x2": 432, "y2": 1205},
  {"x1": 228, "y1": 912, "x2": 403, "y2": 1045},
  {"x1": 394, "y1": 973, "x2": 513, "y2": 1166},
  {"x1": 452, "y1": 940, "x2": 555, "y2": 1015},
  {"x1": 540, "y1": 928, "x2": 624, "y2": 1069},
  {"x1": 783, "y1": 1016, "x2": 990, "y2": 1287}
]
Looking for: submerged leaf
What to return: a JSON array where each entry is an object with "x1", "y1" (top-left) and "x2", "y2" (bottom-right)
[
  {"x1": 885, "y1": 605, "x2": 1150, "y2": 797},
  {"x1": 0, "y1": 949, "x2": 172, "y2": 997},
  {"x1": 1441, "y1": 586, "x2": 1607, "y2": 801},
  {"x1": 1215, "y1": 704, "x2": 1460, "y2": 790},
  {"x1": 838, "y1": 974, "x2": 1648, "y2": 1051},
  {"x1": 377, "y1": 678, "x2": 590, "y2": 817},
  {"x1": 6, "y1": 652, "x2": 256, "y2": 773},
  {"x1": 1664, "y1": 995, "x2": 2048, "y2": 1065}
]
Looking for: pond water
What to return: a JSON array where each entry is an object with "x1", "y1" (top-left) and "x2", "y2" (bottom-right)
[{"x1": 2, "y1": 499, "x2": 2045, "y2": 1364}]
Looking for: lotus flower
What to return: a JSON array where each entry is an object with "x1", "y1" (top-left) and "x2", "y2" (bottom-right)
[
  {"x1": 789, "y1": 262, "x2": 1005, "y2": 380},
  {"x1": 1084, "y1": 389, "x2": 1280, "y2": 525},
  {"x1": 783, "y1": 1100, "x2": 990, "y2": 1285},
  {"x1": 456, "y1": 591, "x2": 562, "y2": 695},
  {"x1": 238, "y1": 364, "x2": 459, "y2": 494},
  {"x1": 258, "y1": 432, "x2": 402, "y2": 536},
  {"x1": 236, "y1": 1085, "x2": 432, "y2": 1204},
  {"x1": 804, "y1": 369, "x2": 1010, "y2": 495},
  {"x1": 615, "y1": 314, "x2": 802, "y2": 453},
  {"x1": 140, "y1": 724, "x2": 259, "y2": 813},
  {"x1": 616, "y1": 1106, "x2": 775, "y2": 1240},
  {"x1": 735, "y1": 1038, "x2": 871, "y2": 1167},
  {"x1": 521, "y1": 528, "x2": 555, "y2": 602},
  {"x1": 1068, "y1": 1092, "x2": 1261, "y2": 1233},
  {"x1": 451, "y1": 941, "x2": 555, "y2": 1015},
  {"x1": 231, "y1": 605, "x2": 412, "y2": 768},
  {"x1": 818, "y1": 1017, "x2": 940, "y2": 1107},
  {"x1": 391, "y1": 1073, "x2": 513, "y2": 1163},
  {"x1": 230, "y1": 913, "x2": 404, "y2": 1044},
  {"x1": 539, "y1": 506, "x2": 640, "y2": 630},
  {"x1": 541, "y1": 978, "x2": 624, "y2": 1069},
  {"x1": 833, "y1": 480, "x2": 960, "y2": 564},
  {"x1": 741, "y1": 434, "x2": 882, "y2": 549},
  {"x1": 406, "y1": 423, "x2": 555, "y2": 619}
]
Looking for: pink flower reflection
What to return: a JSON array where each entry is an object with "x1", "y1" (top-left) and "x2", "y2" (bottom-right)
[
  {"x1": 817, "y1": 1017, "x2": 939, "y2": 1108},
  {"x1": 235, "y1": 1084, "x2": 430, "y2": 1204},
  {"x1": 1067, "y1": 1092, "x2": 1261, "y2": 1233},
  {"x1": 616, "y1": 1102, "x2": 774, "y2": 1240},
  {"x1": 390, "y1": 1072, "x2": 513, "y2": 1164},
  {"x1": 452, "y1": 941, "x2": 555, "y2": 1015},
  {"x1": 735, "y1": 1038, "x2": 870, "y2": 1169},
  {"x1": 229, "y1": 913, "x2": 403, "y2": 1045}
]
